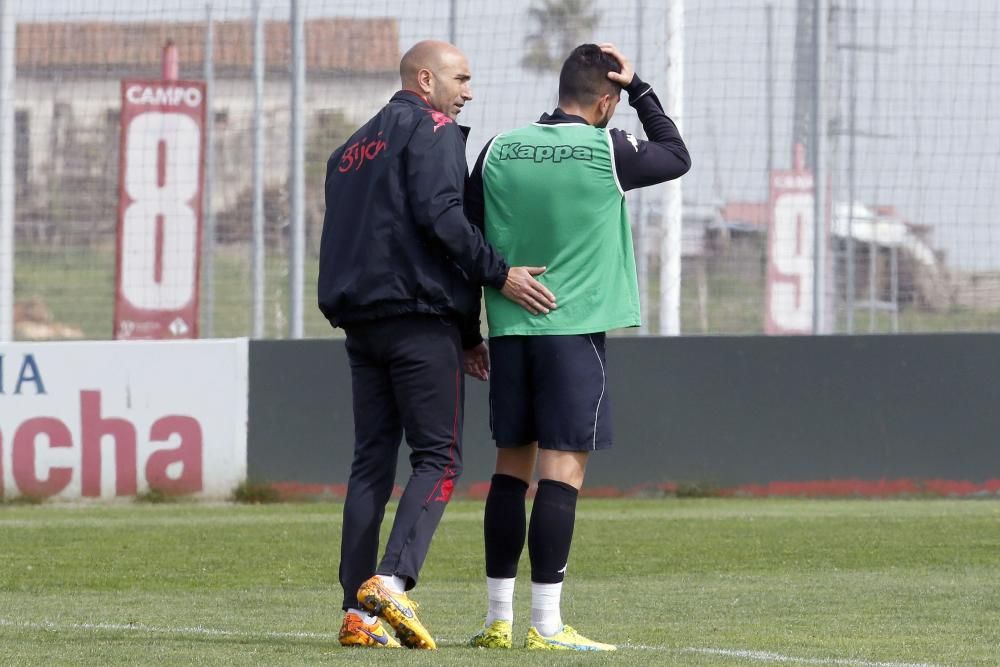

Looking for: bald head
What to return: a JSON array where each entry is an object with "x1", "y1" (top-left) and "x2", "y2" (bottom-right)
[
  {"x1": 399, "y1": 40, "x2": 473, "y2": 120},
  {"x1": 400, "y1": 40, "x2": 461, "y2": 87}
]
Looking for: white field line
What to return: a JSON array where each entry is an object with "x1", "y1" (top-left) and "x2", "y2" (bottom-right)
[
  {"x1": 667, "y1": 647, "x2": 943, "y2": 667},
  {"x1": 0, "y1": 618, "x2": 943, "y2": 667},
  {"x1": 0, "y1": 514, "x2": 339, "y2": 529},
  {"x1": 0, "y1": 618, "x2": 338, "y2": 642}
]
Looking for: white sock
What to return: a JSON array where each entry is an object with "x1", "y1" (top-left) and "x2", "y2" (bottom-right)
[
  {"x1": 485, "y1": 576, "x2": 515, "y2": 625},
  {"x1": 377, "y1": 574, "x2": 406, "y2": 594},
  {"x1": 530, "y1": 581, "x2": 563, "y2": 636},
  {"x1": 347, "y1": 607, "x2": 379, "y2": 625}
]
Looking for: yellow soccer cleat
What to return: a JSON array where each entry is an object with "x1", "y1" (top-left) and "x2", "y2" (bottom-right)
[
  {"x1": 469, "y1": 619, "x2": 513, "y2": 648},
  {"x1": 524, "y1": 625, "x2": 616, "y2": 651},
  {"x1": 356, "y1": 576, "x2": 436, "y2": 649},
  {"x1": 338, "y1": 611, "x2": 401, "y2": 648}
]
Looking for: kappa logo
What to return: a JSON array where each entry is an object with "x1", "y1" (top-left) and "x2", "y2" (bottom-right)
[
  {"x1": 497, "y1": 142, "x2": 594, "y2": 163},
  {"x1": 625, "y1": 132, "x2": 639, "y2": 152}
]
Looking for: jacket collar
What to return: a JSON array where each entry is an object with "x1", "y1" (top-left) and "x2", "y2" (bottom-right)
[
  {"x1": 537, "y1": 107, "x2": 591, "y2": 126},
  {"x1": 391, "y1": 90, "x2": 470, "y2": 139},
  {"x1": 393, "y1": 89, "x2": 434, "y2": 108}
]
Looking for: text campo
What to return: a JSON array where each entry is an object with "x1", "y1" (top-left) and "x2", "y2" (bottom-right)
[{"x1": 125, "y1": 84, "x2": 203, "y2": 108}]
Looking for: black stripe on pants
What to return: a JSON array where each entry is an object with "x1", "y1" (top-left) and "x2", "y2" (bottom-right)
[{"x1": 339, "y1": 315, "x2": 464, "y2": 610}]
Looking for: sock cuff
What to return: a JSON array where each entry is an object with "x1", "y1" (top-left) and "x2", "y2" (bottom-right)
[
  {"x1": 537, "y1": 478, "x2": 578, "y2": 498},
  {"x1": 491, "y1": 473, "x2": 530, "y2": 495}
]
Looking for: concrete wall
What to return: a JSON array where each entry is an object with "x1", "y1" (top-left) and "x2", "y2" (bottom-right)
[{"x1": 248, "y1": 335, "x2": 1000, "y2": 490}]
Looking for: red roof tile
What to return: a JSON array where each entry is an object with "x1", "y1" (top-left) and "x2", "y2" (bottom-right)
[
  {"x1": 16, "y1": 18, "x2": 400, "y2": 74},
  {"x1": 720, "y1": 201, "x2": 770, "y2": 227}
]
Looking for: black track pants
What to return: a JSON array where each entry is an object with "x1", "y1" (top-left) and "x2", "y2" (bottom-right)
[{"x1": 338, "y1": 315, "x2": 464, "y2": 609}]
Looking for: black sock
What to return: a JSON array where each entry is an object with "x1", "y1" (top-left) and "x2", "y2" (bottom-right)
[
  {"x1": 484, "y1": 473, "x2": 529, "y2": 578},
  {"x1": 528, "y1": 478, "x2": 578, "y2": 584}
]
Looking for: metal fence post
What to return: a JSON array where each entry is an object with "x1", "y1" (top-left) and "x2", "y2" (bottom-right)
[
  {"x1": 289, "y1": 0, "x2": 305, "y2": 339},
  {"x1": 202, "y1": 1, "x2": 216, "y2": 338},
  {"x1": 0, "y1": 0, "x2": 15, "y2": 342},
  {"x1": 660, "y1": 0, "x2": 684, "y2": 335},
  {"x1": 812, "y1": 0, "x2": 828, "y2": 334},
  {"x1": 251, "y1": 0, "x2": 265, "y2": 338},
  {"x1": 634, "y1": 0, "x2": 648, "y2": 334}
]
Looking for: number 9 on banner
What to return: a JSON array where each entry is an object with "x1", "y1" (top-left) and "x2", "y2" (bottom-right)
[
  {"x1": 768, "y1": 192, "x2": 814, "y2": 332},
  {"x1": 766, "y1": 168, "x2": 816, "y2": 335}
]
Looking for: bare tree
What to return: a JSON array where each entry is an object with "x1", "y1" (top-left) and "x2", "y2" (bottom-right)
[{"x1": 522, "y1": 0, "x2": 602, "y2": 72}]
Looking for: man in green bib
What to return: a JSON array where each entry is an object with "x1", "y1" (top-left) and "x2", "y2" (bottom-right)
[{"x1": 464, "y1": 43, "x2": 691, "y2": 651}]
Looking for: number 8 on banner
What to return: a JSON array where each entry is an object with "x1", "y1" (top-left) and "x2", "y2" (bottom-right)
[
  {"x1": 121, "y1": 113, "x2": 199, "y2": 309},
  {"x1": 115, "y1": 79, "x2": 205, "y2": 340}
]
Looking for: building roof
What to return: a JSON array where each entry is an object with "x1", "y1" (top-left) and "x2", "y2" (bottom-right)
[
  {"x1": 720, "y1": 201, "x2": 770, "y2": 227},
  {"x1": 16, "y1": 18, "x2": 400, "y2": 75}
]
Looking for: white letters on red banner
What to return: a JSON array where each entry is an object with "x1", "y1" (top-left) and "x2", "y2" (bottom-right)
[
  {"x1": 115, "y1": 80, "x2": 205, "y2": 339},
  {"x1": 0, "y1": 340, "x2": 248, "y2": 500}
]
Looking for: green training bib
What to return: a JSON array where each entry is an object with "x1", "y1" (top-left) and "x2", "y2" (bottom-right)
[{"x1": 483, "y1": 122, "x2": 640, "y2": 336}]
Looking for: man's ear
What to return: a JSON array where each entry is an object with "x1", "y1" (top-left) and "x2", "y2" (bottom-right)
[
  {"x1": 598, "y1": 93, "x2": 612, "y2": 116},
  {"x1": 417, "y1": 68, "x2": 434, "y2": 94}
]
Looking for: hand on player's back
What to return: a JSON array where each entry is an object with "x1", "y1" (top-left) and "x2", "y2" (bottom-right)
[{"x1": 502, "y1": 266, "x2": 557, "y2": 315}]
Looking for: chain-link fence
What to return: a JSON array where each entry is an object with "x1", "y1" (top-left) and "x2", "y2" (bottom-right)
[{"x1": 1, "y1": 0, "x2": 999, "y2": 340}]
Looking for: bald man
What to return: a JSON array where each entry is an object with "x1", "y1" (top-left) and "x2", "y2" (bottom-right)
[{"x1": 319, "y1": 41, "x2": 556, "y2": 650}]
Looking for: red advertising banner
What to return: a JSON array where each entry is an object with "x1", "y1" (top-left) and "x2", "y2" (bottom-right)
[{"x1": 114, "y1": 80, "x2": 206, "y2": 340}]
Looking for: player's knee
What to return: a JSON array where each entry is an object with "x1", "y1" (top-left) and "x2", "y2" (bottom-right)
[
  {"x1": 408, "y1": 445, "x2": 461, "y2": 477},
  {"x1": 495, "y1": 444, "x2": 536, "y2": 483},
  {"x1": 536, "y1": 451, "x2": 589, "y2": 489}
]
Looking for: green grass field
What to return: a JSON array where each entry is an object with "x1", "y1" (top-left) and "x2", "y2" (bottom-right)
[{"x1": 1, "y1": 499, "x2": 998, "y2": 665}]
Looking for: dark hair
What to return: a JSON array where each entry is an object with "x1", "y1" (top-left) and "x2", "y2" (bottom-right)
[{"x1": 558, "y1": 44, "x2": 623, "y2": 106}]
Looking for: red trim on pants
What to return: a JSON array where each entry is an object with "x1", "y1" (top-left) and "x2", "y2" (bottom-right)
[{"x1": 427, "y1": 369, "x2": 460, "y2": 503}]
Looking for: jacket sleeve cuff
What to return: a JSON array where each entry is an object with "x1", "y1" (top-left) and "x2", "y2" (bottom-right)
[
  {"x1": 625, "y1": 74, "x2": 652, "y2": 102},
  {"x1": 489, "y1": 262, "x2": 510, "y2": 291},
  {"x1": 461, "y1": 329, "x2": 484, "y2": 350}
]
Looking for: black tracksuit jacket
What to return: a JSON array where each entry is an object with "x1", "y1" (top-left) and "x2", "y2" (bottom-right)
[{"x1": 318, "y1": 91, "x2": 509, "y2": 347}]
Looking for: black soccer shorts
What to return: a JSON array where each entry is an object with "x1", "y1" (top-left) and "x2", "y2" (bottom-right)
[{"x1": 488, "y1": 333, "x2": 613, "y2": 451}]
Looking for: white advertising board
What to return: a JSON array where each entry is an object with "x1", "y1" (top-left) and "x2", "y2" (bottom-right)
[{"x1": 0, "y1": 339, "x2": 247, "y2": 500}]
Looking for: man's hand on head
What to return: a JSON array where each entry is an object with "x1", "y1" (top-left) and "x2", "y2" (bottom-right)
[{"x1": 600, "y1": 43, "x2": 635, "y2": 87}]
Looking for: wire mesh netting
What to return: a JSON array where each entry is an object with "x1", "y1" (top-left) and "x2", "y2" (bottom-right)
[{"x1": 1, "y1": 0, "x2": 999, "y2": 340}]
